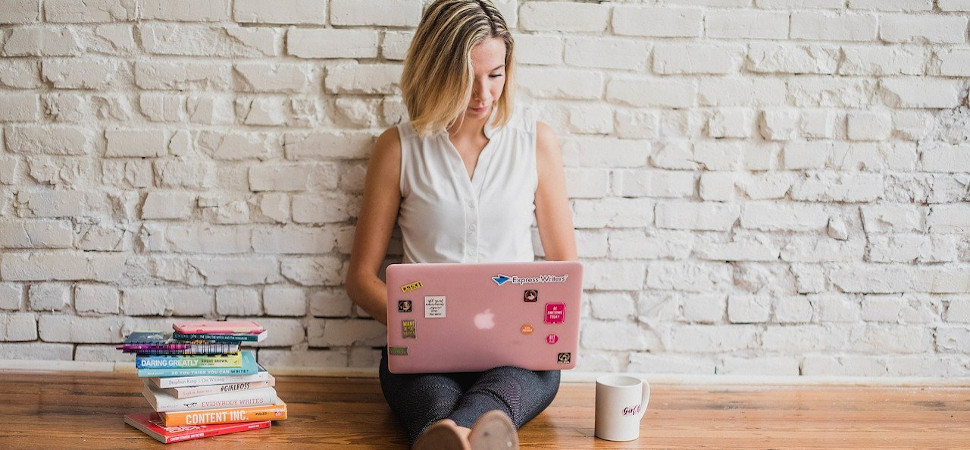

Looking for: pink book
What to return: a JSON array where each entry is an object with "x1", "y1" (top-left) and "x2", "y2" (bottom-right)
[{"x1": 124, "y1": 411, "x2": 270, "y2": 444}]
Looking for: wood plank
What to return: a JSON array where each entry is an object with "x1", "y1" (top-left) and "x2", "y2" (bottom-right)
[{"x1": 0, "y1": 371, "x2": 967, "y2": 449}]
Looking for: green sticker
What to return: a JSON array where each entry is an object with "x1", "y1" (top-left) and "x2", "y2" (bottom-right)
[{"x1": 389, "y1": 347, "x2": 408, "y2": 356}]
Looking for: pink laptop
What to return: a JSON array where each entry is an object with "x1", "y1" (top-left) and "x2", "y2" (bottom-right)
[{"x1": 385, "y1": 261, "x2": 583, "y2": 374}]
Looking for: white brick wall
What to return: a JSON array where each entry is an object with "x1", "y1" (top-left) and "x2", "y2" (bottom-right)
[{"x1": 1, "y1": 0, "x2": 968, "y2": 379}]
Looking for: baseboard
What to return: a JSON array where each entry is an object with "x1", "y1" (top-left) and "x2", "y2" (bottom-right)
[{"x1": 2, "y1": 359, "x2": 969, "y2": 387}]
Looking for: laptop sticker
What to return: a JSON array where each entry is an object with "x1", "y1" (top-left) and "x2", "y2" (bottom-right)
[
  {"x1": 558, "y1": 352, "x2": 572, "y2": 364},
  {"x1": 546, "y1": 334, "x2": 559, "y2": 344},
  {"x1": 425, "y1": 296, "x2": 446, "y2": 318},
  {"x1": 402, "y1": 320, "x2": 416, "y2": 338},
  {"x1": 389, "y1": 347, "x2": 408, "y2": 355},
  {"x1": 401, "y1": 281, "x2": 423, "y2": 293},
  {"x1": 521, "y1": 324, "x2": 534, "y2": 335},
  {"x1": 398, "y1": 300, "x2": 412, "y2": 313},
  {"x1": 545, "y1": 303, "x2": 565, "y2": 324},
  {"x1": 492, "y1": 274, "x2": 512, "y2": 286},
  {"x1": 524, "y1": 290, "x2": 538, "y2": 302}
]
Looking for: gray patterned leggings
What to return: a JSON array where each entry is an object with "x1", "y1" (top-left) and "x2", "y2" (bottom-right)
[{"x1": 378, "y1": 349, "x2": 561, "y2": 444}]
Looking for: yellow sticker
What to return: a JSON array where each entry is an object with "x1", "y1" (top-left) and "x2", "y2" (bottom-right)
[{"x1": 401, "y1": 281, "x2": 423, "y2": 293}]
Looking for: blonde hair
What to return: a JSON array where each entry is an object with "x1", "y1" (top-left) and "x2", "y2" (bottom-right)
[{"x1": 401, "y1": 0, "x2": 515, "y2": 135}]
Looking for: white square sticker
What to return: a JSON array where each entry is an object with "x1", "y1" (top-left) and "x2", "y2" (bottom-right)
[{"x1": 424, "y1": 296, "x2": 446, "y2": 318}]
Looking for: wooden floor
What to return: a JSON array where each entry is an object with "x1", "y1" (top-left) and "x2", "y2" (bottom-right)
[{"x1": 0, "y1": 371, "x2": 968, "y2": 449}]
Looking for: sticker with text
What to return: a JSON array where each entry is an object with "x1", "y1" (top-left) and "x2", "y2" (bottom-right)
[
  {"x1": 546, "y1": 333, "x2": 559, "y2": 344},
  {"x1": 401, "y1": 281, "x2": 423, "y2": 293},
  {"x1": 557, "y1": 352, "x2": 571, "y2": 364},
  {"x1": 544, "y1": 303, "x2": 565, "y2": 324},
  {"x1": 425, "y1": 296, "x2": 446, "y2": 318},
  {"x1": 388, "y1": 347, "x2": 408, "y2": 356},
  {"x1": 398, "y1": 300, "x2": 412, "y2": 313},
  {"x1": 402, "y1": 320, "x2": 416, "y2": 338},
  {"x1": 521, "y1": 324, "x2": 534, "y2": 335}
]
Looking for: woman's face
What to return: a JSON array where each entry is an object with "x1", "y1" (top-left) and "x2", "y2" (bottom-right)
[{"x1": 465, "y1": 36, "x2": 506, "y2": 121}]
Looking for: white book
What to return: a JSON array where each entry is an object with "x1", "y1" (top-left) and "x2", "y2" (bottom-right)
[
  {"x1": 143, "y1": 381, "x2": 278, "y2": 413},
  {"x1": 147, "y1": 365, "x2": 271, "y2": 389},
  {"x1": 165, "y1": 375, "x2": 276, "y2": 399}
]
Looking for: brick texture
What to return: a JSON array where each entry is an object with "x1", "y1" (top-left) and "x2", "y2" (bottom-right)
[{"x1": 0, "y1": 0, "x2": 968, "y2": 380}]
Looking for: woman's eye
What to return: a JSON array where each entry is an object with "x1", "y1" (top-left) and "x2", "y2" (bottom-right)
[{"x1": 489, "y1": 73, "x2": 504, "y2": 78}]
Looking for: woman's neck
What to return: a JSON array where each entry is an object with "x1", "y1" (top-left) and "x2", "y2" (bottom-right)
[{"x1": 447, "y1": 114, "x2": 489, "y2": 140}]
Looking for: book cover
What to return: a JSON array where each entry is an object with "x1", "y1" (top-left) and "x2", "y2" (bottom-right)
[
  {"x1": 147, "y1": 365, "x2": 271, "y2": 389},
  {"x1": 143, "y1": 382, "x2": 279, "y2": 413},
  {"x1": 124, "y1": 411, "x2": 270, "y2": 444},
  {"x1": 118, "y1": 331, "x2": 239, "y2": 355},
  {"x1": 137, "y1": 350, "x2": 257, "y2": 378},
  {"x1": 172, "y1": 330, "x2": 267, "y2": 342},
  {"x1": 135, "y1": 352, "x2": 243, "y2": 369},
  {"x1": 159, "y1": 399, "x2": 287, "y2": 427},
  {"x1": 164, "y1": 376, "x2": 276, "y2": 399}
]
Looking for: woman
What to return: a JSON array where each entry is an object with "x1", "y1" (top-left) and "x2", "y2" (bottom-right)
[{"x1": 345, "y1": 1, "x2": 577, "y2": 448}]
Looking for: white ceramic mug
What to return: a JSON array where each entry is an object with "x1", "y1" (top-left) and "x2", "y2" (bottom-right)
[{"x1": 594, "y1": 375, "x2": 650, "y2": 441}]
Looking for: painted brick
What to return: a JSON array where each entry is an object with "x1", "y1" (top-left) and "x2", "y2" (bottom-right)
[
  {"x1": 939, "y1": 0, "x2": 970, "y2": 11},
  {"x1": 613, "y1": 6, "x2": 703, "y2": 38},
  {"x1": 288, "y1": 29, "x2": 380, "y2": 59},
  {"x1": 881, "y1": 78, "x2": 965, "y2": 108},
  {"x1": 937, "y1": 48, "x2": 970, "y2": 77},
  {"x1": 519, "y1": 68, "x2": 604, "y2": 100},
  {"x1": 28, "y1": 283, "x2": 70, "y2": 311},
  {"x1": 706, "y1": 11, "x2": 789, "y2": 39},
  {"x1": 234, "y1": 0, "x2": 325, "y2": 24},
  {"x1": 45, "y1": 0, "x2": 135, "y2": 23},
  {"x1": 3, "y1": 27, "x2": 83, "y2": 56},
  {"x1": 0, "y1": 0, "x2": 40, "y2": 24},
  {"x1": 330, "y1": 0, "x2": 421, "y2": 27},
  {"x1": 742, "y1": 202, "x2": 828, "y2": 231},
  {"x1": 514, "y1": 34, "x2": 563, "y2": 66},
  {"x1": 520, "y1": 2, "x2": 609, "y2": 32},
  {"x1": 881, "y1": 14, "x2": 969, "y2": 44},
  {"x1": 654, "y1": 44, "x2": 742, "y2": 75},
  {"x1": 747, "y1": 43, "x2": 840, "y2": 74},
  {"x1": 565, "y1": 37, "x2": 650, "y2": 71},
  {"x1": 839, "y1": 46, "x2": 927, "y2": 76},
  {"x1": 140, "y1": 0, "x2": 228, "y2": 21},
  {"x1": 607, "y1": 78, "x2": 696, "y2": 108},
  {"x1": 75, "y1": 284, "x2": 120, "y2": 314},
  {"x1": 608, "y1": 230, "x2": 693, "y2": 260},
  {"x1": 790, "y1": 11, "x2": 878, "y2": 41},
  {"x1": 656, "y1": 202, "x2": 740, "y2": 231}
]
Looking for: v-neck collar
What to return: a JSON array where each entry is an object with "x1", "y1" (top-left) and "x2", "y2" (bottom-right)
[{"x1": 440, "y1": 130, "x2": 498, "y2": 195}]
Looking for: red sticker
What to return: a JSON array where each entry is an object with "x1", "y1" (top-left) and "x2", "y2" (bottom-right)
[{"x1": 545, "y1": 303, "x2": 565, "y2": 324}]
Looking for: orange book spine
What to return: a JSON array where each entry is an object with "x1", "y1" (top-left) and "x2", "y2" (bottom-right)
[{"x1": 160, "y1": 401, "x2": 287, "y2": 427}]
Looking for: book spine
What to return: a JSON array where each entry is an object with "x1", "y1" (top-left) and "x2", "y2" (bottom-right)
[
  {"x1": 166, "y1": 421, "x2": 270, "y2": 443},
  {"x1": 135, "y1": 353, "x2": 242, "y2": 369},
  {"x1": 171, "y1": 380, "x2": 273, "y2": 398},
  {"x1": 173, "y1": 332, "x2": 259, "y2": 342},
  {"x1": 138, "y1": 365, "x2": 256, "y2": 378},
  {"x1": 161, "y1": 403, "x2": 287, "y2": 427},
  {"x1": 148, "y1": 387, "x2": 278, "y2": 413},
  {"x1": 152, "y1": 372, "x2": 267, "y2": 388},
  {"x1": 120, "y1": 342, "x2": 239, "y2": 355}
]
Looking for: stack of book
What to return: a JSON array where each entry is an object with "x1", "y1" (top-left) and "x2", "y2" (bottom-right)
[{"x1": 118, "y1": 320, "x2": 287, "y2": 444}]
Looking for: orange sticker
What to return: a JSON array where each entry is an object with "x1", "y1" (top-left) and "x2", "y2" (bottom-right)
[{"x1": 521, "y1": 324, "x2": 534, "y2": 335}]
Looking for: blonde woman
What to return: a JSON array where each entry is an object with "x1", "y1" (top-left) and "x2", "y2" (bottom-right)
[{"x1": 345, "y1": 1, "x2": 577, "y2": 448}]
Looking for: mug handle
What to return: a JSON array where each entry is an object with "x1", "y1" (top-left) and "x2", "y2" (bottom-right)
[{"x1": 637, "y1": 379, "x2": 651, "y2": 419}]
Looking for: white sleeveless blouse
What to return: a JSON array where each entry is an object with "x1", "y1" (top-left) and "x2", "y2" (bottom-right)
[{"x1": 397, "y1": 108, "x2": 538, "y2": 264}]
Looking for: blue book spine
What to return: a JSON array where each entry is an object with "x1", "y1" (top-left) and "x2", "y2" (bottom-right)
[{"x1": 137, "y1": 351, "x2": 257, "y2": 378}]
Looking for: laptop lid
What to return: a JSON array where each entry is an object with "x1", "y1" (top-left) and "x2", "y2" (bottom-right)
[{"x1": 385, "y1": 261, "x2": 583, "y2": 374}]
